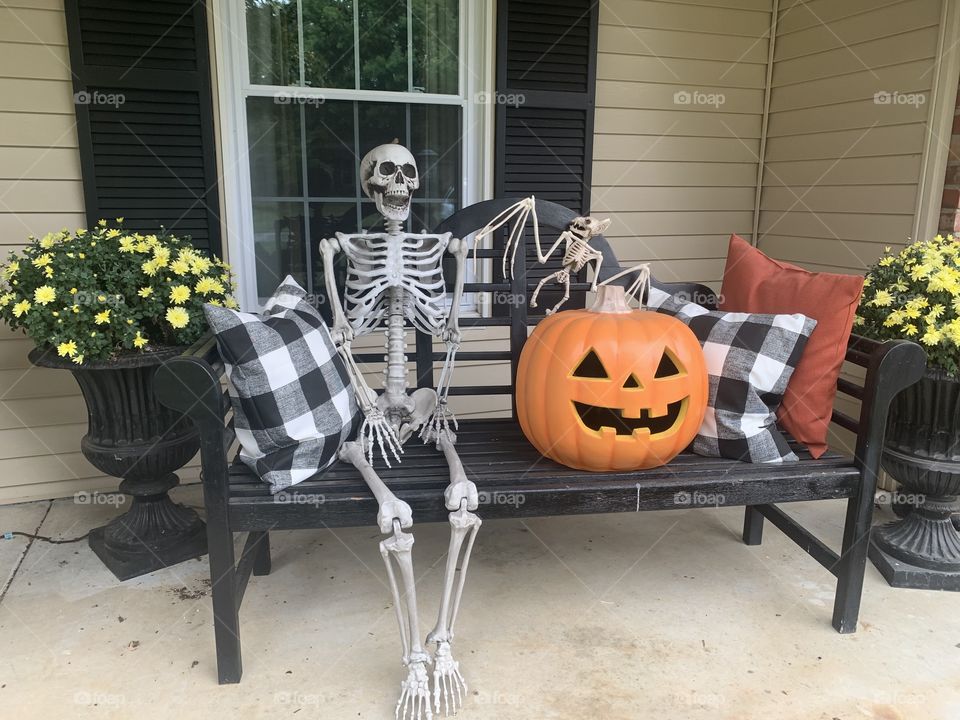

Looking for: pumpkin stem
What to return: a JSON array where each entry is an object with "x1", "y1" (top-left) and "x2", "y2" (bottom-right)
[{"x1": 590, "y1": 284, "x2": 634, "y2": 314}]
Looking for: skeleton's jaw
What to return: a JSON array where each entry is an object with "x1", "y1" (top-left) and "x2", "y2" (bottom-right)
[{"x1": 374, "y1": 190, "x2": 412, "y2": 222}]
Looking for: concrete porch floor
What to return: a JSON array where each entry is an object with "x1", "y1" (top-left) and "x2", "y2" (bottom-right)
[{"x1": 1, "y1": 487, "x2": 957, "y2": 720}]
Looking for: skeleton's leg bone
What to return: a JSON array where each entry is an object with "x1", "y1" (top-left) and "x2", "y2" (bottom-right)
[
  {"x1": 382, "y1": 528, "x2": 432, "y2": 720},
  {"x1": 427, "y1": 436, "x2": 482, "y2": 716},
  {"x1": 546, "y1": 272, "x2": 571, "y2": 315},
  {"x1": 530, "y1": 269, "x2": 564, "y2": 309},
  {"x1": 339, "y1": 443, "x2": 431, "y2": 720}
]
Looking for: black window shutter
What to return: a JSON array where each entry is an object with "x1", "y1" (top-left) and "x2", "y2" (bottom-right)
[
  {"x1": 64, "y1": 0, "x2": 222, "y2": 256},
  {"x1": 493, "y1": 0, "x2": 599, "y2": 313},
  {"x1": 494, "y1": 0, "x2": 599, "y2": 213}
]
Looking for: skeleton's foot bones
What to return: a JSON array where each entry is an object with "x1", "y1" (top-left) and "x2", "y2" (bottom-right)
[
  {"x1": 430, "y1": 640, "x2": 467, "y2": 716},
  {"x1": 397, "y1": 654, "x2": 433, "y2": 720}
]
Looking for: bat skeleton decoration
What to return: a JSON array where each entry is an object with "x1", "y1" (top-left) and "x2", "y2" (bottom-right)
[
  {"x1": 319, "y1": 142, "x2": 480, "y2": 719},
  {"x1": 474, "y1": 196, "x2": 653, "y2": 314}
]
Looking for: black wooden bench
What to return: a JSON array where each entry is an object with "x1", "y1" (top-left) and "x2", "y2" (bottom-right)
[{"x1": 155, "y1": 199, "x2": 926, "y2": 685}]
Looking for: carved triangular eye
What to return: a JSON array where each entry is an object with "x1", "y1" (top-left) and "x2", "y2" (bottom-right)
[
  {"x1": 622, "y1": 373, "x2": 642, "y2": 389},
  {"x1": 654, "y1": 351, "x2": 682, "y2": 378},
  {"x1": 572, "y1": 349, "x2": 608, "y2": 379}
]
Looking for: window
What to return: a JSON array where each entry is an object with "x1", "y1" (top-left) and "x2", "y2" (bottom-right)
[{"x1": 215, "y1": 0, "x2": 491, "y2": 308}]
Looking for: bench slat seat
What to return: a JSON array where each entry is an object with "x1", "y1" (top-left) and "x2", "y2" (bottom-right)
[{"x1": 225, "y1": 420, "x2": 861, "y2": 531}]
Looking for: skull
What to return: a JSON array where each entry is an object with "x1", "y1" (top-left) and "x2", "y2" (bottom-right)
[
  {"x1": 360, "y1": 143, "x2": 420, "y2": 222},
  {"x1": 571, "y1": 216, "x2": 611, "y2": 237}
]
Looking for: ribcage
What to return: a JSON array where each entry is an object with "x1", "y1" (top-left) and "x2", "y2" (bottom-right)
[{"x1": 338, "y1": 232, "x2": 451, "y2": 337}]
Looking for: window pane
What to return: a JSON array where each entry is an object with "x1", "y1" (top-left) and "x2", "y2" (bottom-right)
[
  {"x1": 411, "y1": 0, "x2": 458, "y2": 94},
  {"x1": 410, "y1": 104, "x2": 460, "y2": 204},
  {"x1": 253, "y1": 202, "x2": 306, "y2": 299},
  {"x1": 358, "y1": 102, "x2": 407, "y2": 153},
  {"x1": 305, "y1": 100, "x2": 356, "y2": 197},
  {"x1": 302, "y1": 0, "x2": 356, "y2": 89},
  {"x1": 247, "y1": 97, "x2": 303, "y2": 198},
  {"x1": 357, "y1": 0, "x2": 408, "y2": 91},
  {"x1": 246, "y1": 0, "x2": 300, "y2": 86}
]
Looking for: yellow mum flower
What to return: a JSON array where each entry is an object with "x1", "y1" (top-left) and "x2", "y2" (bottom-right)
[
  {"x1": 57, "y1": 340, "x2": 77, "y2": 358},
  {"x1": 31, "y1": 253, "x2": 52, "y2": 268},
  {"x1": 94, "y1": 309, "x2": 111, "y2": 325},
  {"x1": 105, "y1": 228, "x2": 121, "y2": 239},
  {"x1": 133, "y1": 331, "x2": 148, "y2": 349},
  {"x1": 862, "y1": 276, "x2": 871, "y2": 288},
  {"x1": 141, "y1": 259, "x2": 159, "y2": 276},
  {"x1": 190, "y1": 256, "x2": 212, "y2": 275},
  {"x1": 921, "y1": 327, "x2": 943, "y2": 346},
  {"x1": 153, "y1": 247, "x2": 170, "y2": 267},
  {"x1": 166, "y1": 306, "x2": 189, "y2": 329},
  {"x1": 72, "y1": 354, "x2": 84, "y2": 365},
  {"x1": 902, "y1": 323, "x2": 918, "y2": 337},
  {"x1": 137, "y1": 287, "x2": 153, "y2": 298},
  {"x1": 878, "y1": 256, "x2": 894, "y2": 267},
  {"x1": 3, "y1": 261, "x2": 19, "y2": 278},
  {"x1": 43, "y1": 266, "x2": 54, "y2": 278},
  {"x1": 12, "y1": 300, "x2": 31, "y2": 317},
  {"x1": 71, "y1": 305, "x2": 80, "y2": 313},
  {"x1": 224, "y1": 296, "x2": 239, "y2": 309},
  {"x1": 870, "y1": 290, "x2": 893, "y2": 307},
  {"x1": 118, "y1": 236, "x2": 136, "y2": 253},
  {"x1": 194, "y1": 276, "x2": 224, "y2": 295},
  {"x1": 169, "y1": 285, "x2": 191, "y2": 304},
  {"x1": 97, "y1": 219, "x2": 107, "y2": 227},
  {"x1": 928, "y1": 304, "x2": 945, "y2": 321},
  {"x1": 39, "y1": 233, "x2": 57, "y2": 249},
  {"x1": 76, "y1": 228, "x2": 86, "y2": 236},
  {"x1": 170, "y1": 259, "x2": 190, "y2": 276},
  {"x1": 136, "y1": 241, "x2": 150, "y2": 252},
  {"x1": 0, "y1": 293, "x2": 12, "y2": 307},
  {"x1": 33, "y1": 285, "x2": 56, "y2": 305}
]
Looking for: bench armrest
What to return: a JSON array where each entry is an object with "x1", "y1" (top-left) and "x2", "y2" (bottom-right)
[
  {"x1": 848, "y1": 336, "x2": 926, "y2": 490},
  {"x1": 155, "y1": 333, "x2": 233, "y2": 494}
]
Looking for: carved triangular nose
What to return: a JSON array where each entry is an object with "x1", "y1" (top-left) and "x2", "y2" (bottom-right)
[{"x1": 623, "y1": 373, "x2": 643, "y2": 389}]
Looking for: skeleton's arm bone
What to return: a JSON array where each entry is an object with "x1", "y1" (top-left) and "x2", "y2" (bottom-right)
[{"x1": 319, "y1": 236, "x2": 352, "y2": 343}]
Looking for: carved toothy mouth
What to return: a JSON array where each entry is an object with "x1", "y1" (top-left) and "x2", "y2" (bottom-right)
[{"x1": 572, "y1": 398, "x2": 686, "y2": 436}]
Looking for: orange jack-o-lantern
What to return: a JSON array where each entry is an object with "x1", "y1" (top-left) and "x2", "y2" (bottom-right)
[{"x1": 516, "y1": 285, "x2": 708, "y2": 471}]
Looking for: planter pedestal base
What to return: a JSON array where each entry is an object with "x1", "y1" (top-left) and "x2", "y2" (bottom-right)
[
  {"x1": 868, "y1": 542, "x2": 960, "y2": 591},
  {"x1": 869, "y1": 495, "x2": 960, "y2": 592},
  {"x1": 87, "y1": 473, "x2": 207, "y2": 581}
]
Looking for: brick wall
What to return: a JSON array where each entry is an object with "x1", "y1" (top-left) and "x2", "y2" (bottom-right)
[{"x1": 939, "y1": 80, "x2": 960, "y2": 235}]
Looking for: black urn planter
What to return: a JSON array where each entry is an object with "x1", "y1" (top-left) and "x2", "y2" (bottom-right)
[
  {"x1": 869, "y1": 369, "x2": 960, "y2": 591},
  {"x1": 31, "y1": 347, "x2": 205, "y2": 580}
]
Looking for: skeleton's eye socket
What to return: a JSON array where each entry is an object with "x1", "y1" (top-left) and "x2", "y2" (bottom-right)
[
  {"x1": 572, "y1": 349, "x2": 608, "y2": 379},
  {"x1": 654, "y1": 350, "x2": 682, "y2": 378},
  {"x1": 401, "y1": 163, "x2": 417, "y2": 178},
  {"x1": 379, "y1": 161, "x2": 396, "y2": 176}
]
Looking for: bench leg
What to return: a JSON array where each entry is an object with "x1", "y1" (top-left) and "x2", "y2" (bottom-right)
[
  {"x1": 207, "y1": 516, "x2": 242, "y2": 683},
  {"x1": 252, "y1": 531, "x2": 271, "y2": 576},
  {"x1": 831, "y1": 493, "x2": 873, "y2": 634},
  {"x1": 743, "y1": 506, "x2": 764, "y2": 545}
]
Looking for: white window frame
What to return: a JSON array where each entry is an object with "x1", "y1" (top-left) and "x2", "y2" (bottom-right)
[{"x1": 211, "y1": 0, "x2": 494, "y2": 311}]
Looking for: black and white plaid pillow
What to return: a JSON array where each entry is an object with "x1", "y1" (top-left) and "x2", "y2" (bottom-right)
[
  {"x1": 647, "y1": 286, "x2": 816, "y2": 463},
  {"x1": 204, "y1": 277, "x2": 361, "y2": 492}
]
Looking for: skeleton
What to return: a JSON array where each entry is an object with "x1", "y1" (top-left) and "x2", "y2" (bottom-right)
[
  {"x1": 475, "y1": 197, "x2": 650, "y2": 314},
  {"x1": 319, "y1": 142, "x2": 481, "y2": 719}
]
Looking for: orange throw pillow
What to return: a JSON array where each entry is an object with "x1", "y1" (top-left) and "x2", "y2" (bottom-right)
[{"x1": 718, "y1": 235, "x2": 863, "y2": 458}]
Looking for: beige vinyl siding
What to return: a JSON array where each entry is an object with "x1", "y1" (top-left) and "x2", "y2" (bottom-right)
[
  {"x1": 0, "y1": 1, "x2": 201, "y2": 504},
  {"x1": 757, "y1": 0, "x2": 942, "y2": 273},
  {"x1": 591, "y1": 0, "x2": 773, "y2": 287}
]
